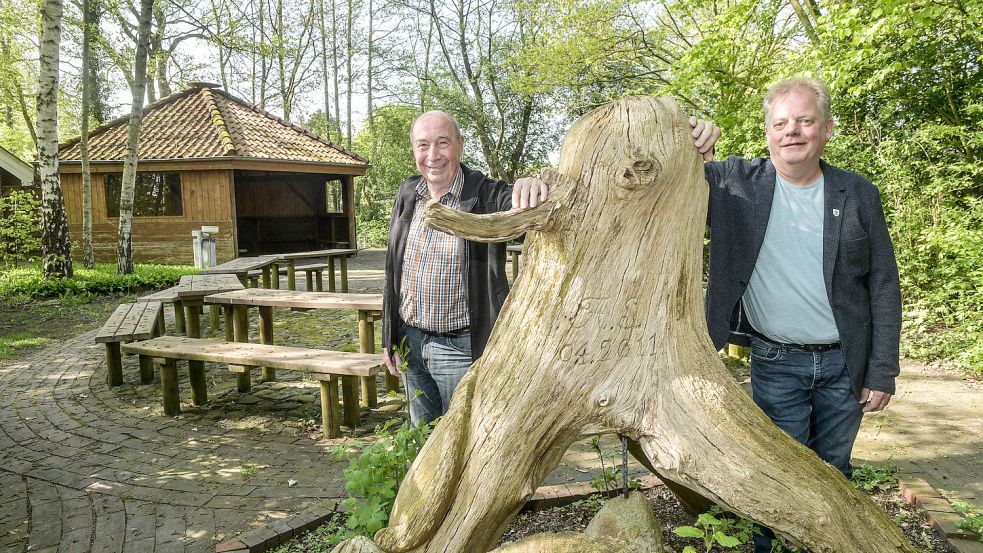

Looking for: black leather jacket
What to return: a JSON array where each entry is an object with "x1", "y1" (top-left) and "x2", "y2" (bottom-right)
[{"x1": 382, "y1": 163, "x2": 513, "y2": 361}]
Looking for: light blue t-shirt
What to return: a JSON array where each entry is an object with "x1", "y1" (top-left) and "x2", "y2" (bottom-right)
[{"x1": 743, "y1": 173, "x2": 839, "y2": 344}]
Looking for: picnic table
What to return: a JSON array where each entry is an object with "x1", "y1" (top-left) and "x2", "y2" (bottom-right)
[
  {"x1": 204, "y1": 288, "x2": 395, "y2": 423},
  {"x1": 199, "y1": 255, "x2": 278, "y2": 288},
  {"x1": 173, "y1": 274, "x2": 245, "y2": 405},
  {"x1": 272, "y1": 248, "x2": 359, "y2": 292}
]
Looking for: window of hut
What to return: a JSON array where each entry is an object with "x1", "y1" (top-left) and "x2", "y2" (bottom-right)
[{"x1": 105, "y1": 172, "x2": 183, "y2": 217}]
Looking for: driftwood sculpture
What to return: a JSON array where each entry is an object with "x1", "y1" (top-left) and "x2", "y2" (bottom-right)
[{"x1": 342, "y1": 97, "x2": 917, "y2": 553}]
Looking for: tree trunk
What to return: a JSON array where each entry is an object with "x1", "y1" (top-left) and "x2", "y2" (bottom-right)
[
  {"x1": 345, "y1": 0, "x2": 352, "y2": 147},
  {"x1": 80, "y1": 0, "x2": 95, "y2": 269},
  {"x1": 340, "y1": 96, "x2": 918, "y2": 553},
  {"x1": 36, "y1": 0, "x2": 72, "y2": 278},
  {"x1": 116, "y1": 0, "x2": 153, "y2": 275},
  {"x1": 331, "y1": 0, "x2": 340, "y2": 141},
  {"x1": 318, "y1": 0, "x2": 330, "y2": 133}
]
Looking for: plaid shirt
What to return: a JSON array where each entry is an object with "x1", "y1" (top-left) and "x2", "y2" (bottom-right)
[{"x1": 398, "y1": 170, "x2": 470, "y2": 333}]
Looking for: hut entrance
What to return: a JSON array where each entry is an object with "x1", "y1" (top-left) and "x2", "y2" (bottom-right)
[{"x1": 233, "y1": 170, "x2": 353, "y2": 255}]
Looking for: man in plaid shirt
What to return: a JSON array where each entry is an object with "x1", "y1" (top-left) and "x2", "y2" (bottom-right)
[{"x1": 381, "y1": 111, "x2": 547, "y2": 426}]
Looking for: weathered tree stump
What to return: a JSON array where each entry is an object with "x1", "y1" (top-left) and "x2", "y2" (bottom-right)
[{"x1": 344, "y1": 96, "x2": 917, "y2": 553}]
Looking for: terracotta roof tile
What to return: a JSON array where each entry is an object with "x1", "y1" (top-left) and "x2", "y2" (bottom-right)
[{"x1": 59, "y1": 85, "x2": 366, "y2": 167}]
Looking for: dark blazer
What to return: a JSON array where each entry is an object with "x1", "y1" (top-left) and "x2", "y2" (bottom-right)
[
  {"x1": 704, "y1": 156, "x2": 902, "y2": 397},
  {"x1": 382, "y1": 163, "x2": 513, "y2": 362}
]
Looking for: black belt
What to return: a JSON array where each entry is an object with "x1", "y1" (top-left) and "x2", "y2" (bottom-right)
[
  {"x1": 750, "y1": 330, "x2": 840, "y2": 353},
  {"x1": 419, "y1": 326, "x2": 470, "y2": 338}
]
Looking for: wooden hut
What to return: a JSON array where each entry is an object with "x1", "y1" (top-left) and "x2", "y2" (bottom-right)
[{"x1": 57, "y1": 83, "x2": 368, "y2": 264}]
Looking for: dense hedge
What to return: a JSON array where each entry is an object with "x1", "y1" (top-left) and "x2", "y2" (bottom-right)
[{"x1": 0, "y1": 263, "x2": 198, "y2": 299}]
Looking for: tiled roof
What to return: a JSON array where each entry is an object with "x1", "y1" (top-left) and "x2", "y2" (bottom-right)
[{"x1": 59, "y1": 84, "x2": 366, "y2": 167}]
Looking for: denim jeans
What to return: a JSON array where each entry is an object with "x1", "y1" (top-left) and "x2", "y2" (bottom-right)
[
  {"x1": 748, "y1": 334, "x2": 864, "y2": 553},
  {"x1": 401, "y1": 325, "x2": 472, "y2": 427}
]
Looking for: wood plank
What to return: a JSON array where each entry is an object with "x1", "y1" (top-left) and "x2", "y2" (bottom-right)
[
  {"x1": 203, "y1": 288, "x2": 382, "y2": 311},
  {"x1": 274, "y1": 248, "x2": 359, "y2": 261},
  {"x1": 95, "y1": 302, "x2": 162, "y2": 342},
  {"x1": 199, "y1": 255, "x2": 278, "y2": 275},
  {"x1": 137, "y1": 287, "x2": 181, "y2": 303},
  {"x1": 59, "y1": 159, "x2": 368, "y2": 175},
  {"x1": 121, "y1": 336, "x2": 384, "y2": 377}
]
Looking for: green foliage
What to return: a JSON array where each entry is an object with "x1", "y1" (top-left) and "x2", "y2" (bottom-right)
[
  {"x1": 672, "y1": 505, "x2": 757, "y2": 552},
  {"x1": 351, "y1": 105, "x2": 419, "y2": 247},
  {"x1": 587, "y1": 436, "x2": 640, "y2": 494},
  {"x1": 851, "y1": 462, "x2": 899, "y2": 493},
  {"x1": 0, "y1": 190, "x2": 41, "y2": 266},
  {"x1": 329, "y1": 419, "x2": 433, "y2": 541},
  {"x1": 0, "y1": 263, "x2": 196, "y2": 299},
  {"x1": 953, "y1": 501, "x2": 983, "y2": 542}
]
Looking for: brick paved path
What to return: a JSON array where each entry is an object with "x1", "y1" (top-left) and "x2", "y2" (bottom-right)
[{"x1": 0, "y1": 324, "x2": 351, "y2": 552}]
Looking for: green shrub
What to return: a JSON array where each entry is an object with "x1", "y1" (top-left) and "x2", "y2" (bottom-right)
[
  {"x1": 0, "y1": 263, "x2": 197, "y2": 299},
  {"x1": 329, "y1": 420, "x2": 433, "y2": 542},
  {"x1": 0, "y1": 190, "x2": 41, "y2": 266}
]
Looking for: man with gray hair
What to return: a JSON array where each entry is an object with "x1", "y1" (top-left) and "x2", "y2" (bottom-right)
[
  {"x1": 381, "y1": 111, "x2": 547, "y2": 427},
  {"x1": 701, "y1": 77, "x2": 902, "y2": 552}
]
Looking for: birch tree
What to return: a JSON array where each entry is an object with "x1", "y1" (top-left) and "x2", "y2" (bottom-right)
[
  {"x1": 80, "y1": 0, "x2": 96, "y2": 268},
  {"x1": 36, "y1": 0, "x2": 73, "y2": 278},
  {"x1": 116, "y1": 0, "x2": 153, "y2": 275}
]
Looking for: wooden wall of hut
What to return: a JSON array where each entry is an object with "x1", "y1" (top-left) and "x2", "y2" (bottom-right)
[
  {"x1": 233, "y1": 171, "x2": 352, "y2": 255},
  {"x1": 62, "y1": 169, "x2": 236, "y2": 265}
]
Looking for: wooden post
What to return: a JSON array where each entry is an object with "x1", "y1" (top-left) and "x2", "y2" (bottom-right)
[
  {"x1": 183, "y1": 299, "x2": 207, "y2": 406},
  {"x1": 138, "y1": 354, "x2": 154, "y2": 384},
  {"x1": 209, "y1": 305, "x2": 221, "y2": 331},
  {"x1": 340, "y1": 255, "x2": 349, "y2": 293},
  {"x1": 262, "y1": 266, "x2": 272, "y2": 289},
  {"x1": 287, "y1": 260, "x2": 296, "y2": 290},
  {"x1": 314, "y1": 269, "x2": 324, "y2": 292},
  {"x1": 173, "y1": 300, "x2": 186, "y2": 334},
  {"x1": 510, "y1": 250, "x2": 520, "y2": 281},
  {"x1": 156, "y1": 309, "x2": 165, "y2": 336},
  {"x1": 259, "y1": 306, "x2": 275, "y2": 382},
  {"x1": 341, "y1": 376, "x2": 360, "y2": 427},
  {"x1": 305, "y1": 270, "x2": 314, "y2": 291},
  {"x1": 728, "y1": 344, "x2": 749, "y2": 359},
  {"x1": 270, "y1": 263, "x2": 280, "y2": 289},
  {"x1": 105, "y1": 343, "x2": 123, "y2": 387},
  {"x1": 358, "y1": 311, "x2": 377, "y2": 408},
  {"x1": 319, "y1": 377, "x2": 342, "y2": 438},
  {"x1": 223, "y1": 306, "x2": 234, "y2": 341},
  {"x1": 160, "y1": 360, "x2": 180, "y2": 416},
  {"x1": 328, "y1": 256, "x2": 337, "y2": 292},
  {"x1": 233, "y1": 305, "x2": 252, "y2": 392}
]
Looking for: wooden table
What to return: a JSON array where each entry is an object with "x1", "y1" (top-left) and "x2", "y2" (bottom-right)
[
  {"x1": 199, "y1": 255, "x2": 278, "y2": 288},
  {"x1": 204, "y1": 288, "x2": 395, "y2": 425},
  {"x1": 273, "y1": 248, "x2": 359, "y2": 292},
  {"x1": 174, "y1": 274, "x2": 245, "y2": 406},
  {"x1": 507, "y1": 244, "x2": 523, "y2": 281}
]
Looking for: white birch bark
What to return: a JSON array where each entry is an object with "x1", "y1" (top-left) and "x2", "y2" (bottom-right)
[{"x1": 36, "y1": 0, "x2": 73, "y2": 278}]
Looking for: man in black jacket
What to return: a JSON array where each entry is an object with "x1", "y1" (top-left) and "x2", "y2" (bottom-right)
[
  {"x1": 381, "y1": 111, "x2": 547, "y2": 426},
  {"x1": 701, "y1": 77, "x2": 901, "y2": 553}
]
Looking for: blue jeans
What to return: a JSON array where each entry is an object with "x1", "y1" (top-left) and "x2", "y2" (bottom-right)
[
  {"x1": 748, "y1": 335, "x2": 864, "y2": 553},
  {"x1": 402, "y1": 326, "x2": 472, "y2": 427}
]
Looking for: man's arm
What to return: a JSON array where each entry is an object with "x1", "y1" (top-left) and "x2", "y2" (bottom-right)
[{"x1": 860, "y1": 186, "x2": 903, "y2": 412}]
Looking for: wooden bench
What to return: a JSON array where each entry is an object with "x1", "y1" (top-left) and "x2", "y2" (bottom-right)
[
  {"x1": 95, "y1": 302, "x2": 164, "y2": 386},
  {"x1": 121, "y1": 336, "x2": 385, "y2": 438},
  {"x1": 137, "y1": 287, "x2": 185, "y2": 334},
  {"x1": 251, "y1": 262, "x2": 330, "y2": 292}
]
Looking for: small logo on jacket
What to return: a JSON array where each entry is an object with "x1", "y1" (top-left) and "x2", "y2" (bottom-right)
[{"x1": 832, "y1": 209, "x2": 840, "y2": 217}]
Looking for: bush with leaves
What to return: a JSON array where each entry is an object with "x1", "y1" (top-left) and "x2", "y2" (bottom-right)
[
  {"x1": 0, "y1": 263, "x2": 196, "y2": 299},
  {"x1": 0, "y1": 189, "x2": 41, "y2": 266},
  {"x1": 329, "y1": 419, "x2": 433, "y2": 542},
  {"x1": 672, "y1": 505, "x2": 758, "y2": 552}
]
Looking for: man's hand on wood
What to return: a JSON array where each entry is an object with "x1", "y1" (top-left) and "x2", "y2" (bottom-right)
[
  {"x1": 689, "y1": 116, "x2": 721, "y2": 161},
  {"x1": 512, "y1": 177, "x2": 549, "y2": 209}
]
